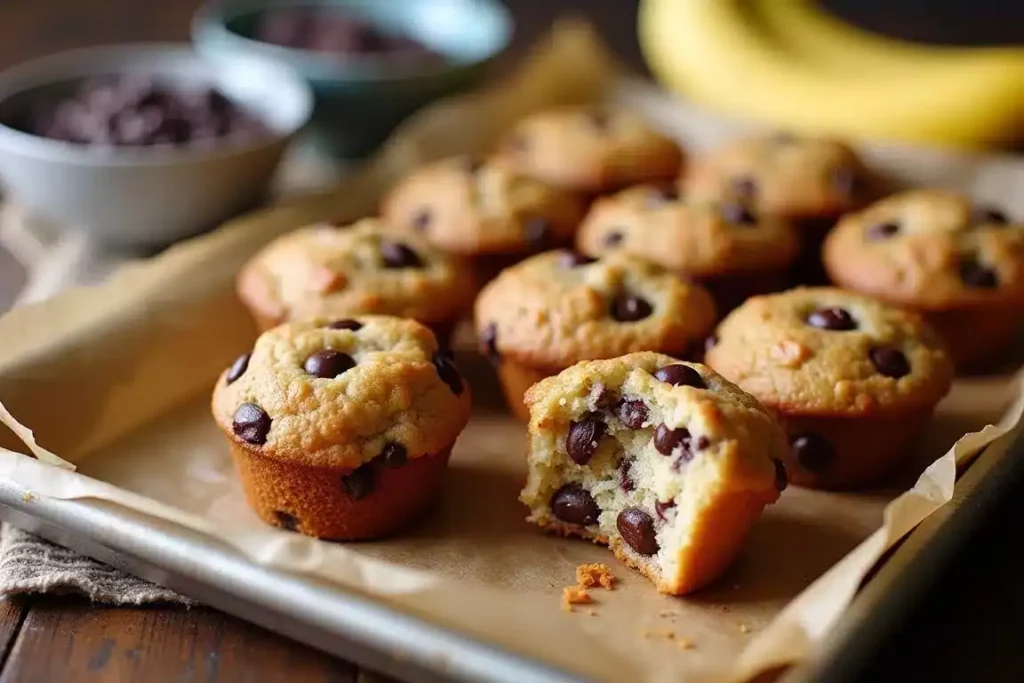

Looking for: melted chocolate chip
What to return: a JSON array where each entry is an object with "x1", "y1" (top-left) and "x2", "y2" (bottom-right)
[
  {"x1": 327, "y1": 319, "x2": 363, "y2": 331},
  {"x1": 653, "y1": 364, "x2": 704, "y2": 388},
  {"x1": 604, "y1": 231, "x2": 625, "y2": 247},
  {"x1": 732, "y1": 176, "x2": 757, "y2": 197},
  {"x1": 233, "y1": 403, "x2": 271, "y2": 445},
  {"x1": 550, "y1": 484, "x2": 600, "y2": 526},
  {"x1": 655, "y1": 499, "x2": 676, "y2": 520},
  {"x1": 959, "y1": 257, "x2": 999, "y2": 289},
  {"x1": 618, "y1": 459, "x2": 635, "y2": 492},
  {"x1": 610, "y1": 293, "x2": 653, "y2": 322},
  {"x1": 380, "y1": 241, "x2": 423, "y2": 269},
  {"x1": 559, "y1": 251, "x2": 597, "y2": 268},
  {"x1": 807, "y1": 307, "x2": 857, "y2": 331},
  {"x1": 973, "y1": 207, "x2": 1008, "y2": 225},
  {"x1": 654, "y1": 424, "x2": 690, "y2": 456},
  {"x1": 867, "y1": 221, "x2": 899, "y2": 240},
  {"x1": 226, "y1": 352, "x2": 250, "y2": 385},
  {"x1": 411, "y1": 207, "x2": 432, "y2": 231},
  {"x1": 381, "y1": 442, "x2": 407, "y2": 468},
  {"x1": 433, "y1": 352, "x2": 464, "y2": 395},
  {"x1": 304, "y1": 350, "x2": 356, "y2": 378},
  {"x1": 617, "y1": 507, "x2": 658, "y2": 556},
  {"x1": 791, "y1": 433, "x2": 834, "y2": 473},
  {"x1": 615, "y1": 398, "x2": 649, "y2": 429},
  {"x1": 773, "y1": 458, "x2": 788, "y2": 491},
  {"x1": 721, "y1": 202, "x2": 757, "y2": 226},
  {"x1": 869, "y1": 347, "x2": 911, "y2": 379},
  {"x1": 566, "y1": 414, "x2": 606, "y2": 465},
  {"x1": 274, "y1": 510, "x2": 297, "y2": 531},
  {"x1": 481, "y1": 322, "x2": 501, "y2": 365},
  {"x1": 523, "y1": 217, "x2": 550, "y2": 249},
  {"x1": 341, "y1": 463, "x2": 375, "y2": 500}
]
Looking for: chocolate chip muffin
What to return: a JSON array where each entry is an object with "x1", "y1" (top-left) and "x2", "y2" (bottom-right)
[
  {"x1": 496, "y1": 105, "x2": 684, "y2": 194},
  {"x1": 520, "y1": 352, "x2": 787, "y2": 595},
  {"x1": 474, "y1": 250, "x2": 717, "y2": 420},
  {"x1": 823, "y1": 190, "x2": 1024, "y2": 370},
  {"x1": 683, "y1": 133, "x2": 877, "y2": 284},
  {"x1": 211, "y1": 316, "x2": 471, "y2": 540},
  {"x1": 704, "y1": 288, "x2": 954, "y2": 490},
  {"x1": 576, "y1": 183, "x2": 799, "y2": 312},
  {"x1": 380, "y1": 155, "x2": 586, "y2": 282},
  {"x1": 236, "y1": 217, "x2": 475, "y2": 345}
]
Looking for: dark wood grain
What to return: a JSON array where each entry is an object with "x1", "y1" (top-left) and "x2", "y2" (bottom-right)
[
  {"x1": 0, "y1": 601, "x2": 358, "y2": 683},
  {"x1": 0, "y1": 600, "x2": 29, "y2": 672}
]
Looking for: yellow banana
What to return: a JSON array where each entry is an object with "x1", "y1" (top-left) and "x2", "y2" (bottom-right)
[{"x1": 638, "y1": 0, "x2": 1024, "y2": 149}]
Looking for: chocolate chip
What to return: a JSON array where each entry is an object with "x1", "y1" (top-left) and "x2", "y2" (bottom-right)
[
  {"x1": 973, "y1": 206, "x2": 1009, "y2": 225},
  {"x1": 341, "y1": 464, "x2": 374, "y2": 500},
  {"x1": 273, "y1": 510, "x2": 297, "y2": 531},
  {"x1": 304, "y1": 350, "x2": 356, "y2": 378},
  {"x1": 655, "y1": 500, "x2": 676, "y2": 520},
  {"x1": 559, "y1": 251, "x2": 597, "y2": 268},
  {"x1": 654, "y1": 364, "x2": 704, "y2": 388},
  {"x1": 550, "y1": 484, "x2": 600, "y2": 526},
  {"x1": 604, "y1": 231, "x2": 625, "y2": 247},
  {"x1": 773, "y1": 458, "x2": 788, "y2": 491},
  {"x1": 618, "y1": 459, "x2": 635, "y2": 492},
  {"x1": 867, "y1": 221, "x2": 899, "y2": 240},
  {"x1": 615, "y1": 398, "x2": 649, "y2": 429},
  {"x1": 233, "y1": 403, "x2": 271, "y2": 445},
  {"x1": 791, "y1": 433, "x2": 834, "y2": 473},
  {"x1": 704, "y1": 335, "x2": 719, "y2": 354},
  {"x1": 411, "y1": 207, "x2": 432, "y2": 231},
  {"x1": 869, "y1": 347, "x2": 910, "y2": 379},
  {"x1": 807, "y1": 307, "x2": 857, "y2": 331},
  {"x1": 481, "y1": 322, "x2": 501, "y2": 365},
  {"x1": 226, "y1": 352, "x2": 250, "y2": 384},
  {"x1": 610, "y1": 293, "x2": 653, "y2": 322},
  {"x1": 433, "y1": 352, "x2": 464, "y2": 395},
  {"x1": 732, "y1": 176, "x2": 757, "y2": 197},
  {"x1": 959, "y1": 257, "x2": 999, "y2": 289},
  {"x1": 380, "y1": 241, "x2": 423, "y2": 269},
  {"x1": 721, "y1": 202, "x2": 757, "y2": 225},
  {"x1": 523, "y1": 217, "x2": 550, "y2": 248},
  {"x1": 381, "y1": 442, "x2": 408, "y2": 468},
  {"x1": 327, "y1": 319, "x2": 363, "y2": 331},
  {"x1": 617, "y1": 508, "x2": 658, "y2": 556},
  {"x1": 654, "y1": 424, "x2": 690, "y2": 456},
  {"x1": 591, "y1": 382, "x2": 613, "y2": 410},
  {"x1": 566, "y1": 414, "x2": 606, "y2": 465}
]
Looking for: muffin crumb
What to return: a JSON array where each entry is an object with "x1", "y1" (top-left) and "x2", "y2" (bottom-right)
[
  {"x1": 561, "y1": 586, "x2": 593, "y2": 611},
  {"x1": 576, "y1": 563, "x2": 617, "y2": 590}
]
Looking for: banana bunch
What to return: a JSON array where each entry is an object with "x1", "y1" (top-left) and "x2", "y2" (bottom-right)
[{"x1": 638, "y1": 0, "x2": 1024, "y2": 149}]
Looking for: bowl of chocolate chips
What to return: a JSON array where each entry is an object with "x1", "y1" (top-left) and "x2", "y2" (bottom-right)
[
  {"x1": 193, "y1": 0, "x2": 512, "y2": 158},
  {"x1": 0, "y1": 44, "x2": 313, "y2": 249}
]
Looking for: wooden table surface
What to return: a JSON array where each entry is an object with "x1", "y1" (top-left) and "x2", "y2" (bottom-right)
[{"x1": 0, "y1": 2, "x2": 1023, "y2": 682}]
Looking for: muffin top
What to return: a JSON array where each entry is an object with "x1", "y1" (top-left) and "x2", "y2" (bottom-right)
[
  {"x1": 235, "y1": 217, "x2": 476, "y2": 326},
  {"x1": 495, "y1": 105, "x2": 684, "y2": 194},
  {"x1": 474, "y1": 250, "x2": 717, "y2": 369},
  {"x1": 379, "y1": 155, "x2": 586, "y2": 255},
  {"x1": 524, "y1": 352, "x2": 788, "y2": 493},
  {"x1": 704, "y1": 287, "x2": 953, "y2": 417},
  {"x1": 823, "y1": 189, "x2": 1024, "y2": 310},
  {"x1": 683, "y1": 133, "x2": 872, "y2": 220},
  {"x1": 211, "y1": 316, "x2": 472, "y2": 469},
  {"x1": 575, "y1": 183, "x2": 800, "y2": 277}
]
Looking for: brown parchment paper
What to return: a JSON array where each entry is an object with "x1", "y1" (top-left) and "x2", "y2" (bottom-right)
[{"x1": 0, "y1": 21, "x2": 1023, "y2": 683}]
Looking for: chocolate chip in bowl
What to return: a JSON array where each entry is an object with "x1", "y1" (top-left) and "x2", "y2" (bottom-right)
[{"x1": 0, "y1": 45, "x2": 313, "y2": 249}]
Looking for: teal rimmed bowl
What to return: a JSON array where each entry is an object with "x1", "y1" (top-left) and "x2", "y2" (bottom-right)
[{"x1": 193, "y1": 0, "x2": 513, "y2": 159}]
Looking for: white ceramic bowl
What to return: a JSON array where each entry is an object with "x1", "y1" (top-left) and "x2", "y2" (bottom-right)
[{"x1": 0, "y1": 44, "x2": 313, "y2": 250}]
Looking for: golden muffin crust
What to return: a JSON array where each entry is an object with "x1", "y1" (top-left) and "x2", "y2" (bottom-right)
[
  {"x1": 211, "y1": 316, "x2": 472, "y2": 469},
  {"x1": 380, "y1": 155, "x2": 586, "y2": 256},
  {"x1": 521, "y1": 352, "x2": 787, "y2": 594},
  {"x1": 496, "y1": 105, "x2": 684, "y2": 193},
  {"x1": 705, "y1": 288, "x2": 953, "y2": 417},
  {"x1": 474, "y1": 250, "x2": 717, "y2": 369},
  {"x1": 236, "y1": 218, "x2": 476, "y2": 327},
  {"x1": 824, "y1": 189, "x2": 1024, "y2": 310},
  {"x1": 683, "y1": 133, "x2": 873, "y2": 220},
  {"x1": 576, "y1": 183, "x2": 799, "y2": 277}
]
